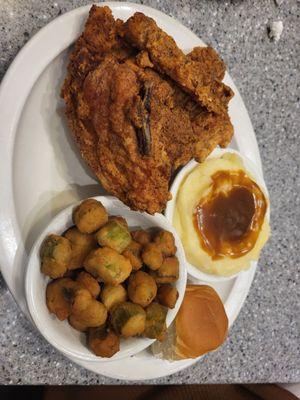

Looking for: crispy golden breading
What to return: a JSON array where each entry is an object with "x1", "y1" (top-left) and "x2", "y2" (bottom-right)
[
  {"x1": 187, "y1": 46, "x2": 226, "y2": 81},
  {"x1": 46, "y1": 278, "x2": 82, "y2": 321},
  {"x1": 122, "y1": 12, "x2": 233, "y2": 114},
  {"x1": 40, "y1": 235, "x2": 72, "y2": 279},
  {"x1": 76, "y1": 271, "x2": 101, "y2": 298},
  {"x1": 73, "y1": 199, "x2": 108, "y2": 234},
  {"x1": 61, "y1": 6, "x2": 134, "y2": 194},
  {"x1": 136, "y1": 66, "x2": 233, "y2": 166},
  {"x1": 157, "y1": 284, "x2": 179, "y2": 309},
  {"x1": 131, "y1": 230, "x2": 151, "y2": 246},
  {"x1": 64, "y1": 226, "x2": 97, "y2": 269},
  {"x1": 122, "y1": 240, "x2": 143, "y2": 271},
  {"x1": 127, "y1": 271, "x2": 157, "y2": 308},
  {"x1": 61, "y1": 6, "x2": 234, "y2": 214},
  {"x1": 81, "y1": 58, "x2": 172, "y2": 213},
  {"x1": 87, "y1": 326, "x2": 120, "y2": 358}
]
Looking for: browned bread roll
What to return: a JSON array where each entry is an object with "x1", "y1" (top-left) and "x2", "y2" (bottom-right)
[
  {"x1": 175, "y1": 285, "x2": 228, "y2": 359},
  {"x1": 152, "y1": 284, "x2": 228, "y2": 360}
]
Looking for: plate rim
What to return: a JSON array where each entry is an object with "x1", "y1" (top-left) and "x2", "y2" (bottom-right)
[{"x1": 0, "y1": 2, "x2": 264, "y2": 381}]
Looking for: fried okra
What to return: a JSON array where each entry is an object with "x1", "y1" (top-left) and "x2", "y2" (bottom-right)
[
  {"x1": 150, "y1": 257, "x2": 179, "y2": 284},
  {"x1": 144, "y1": 303, "x2": 167, "y2": 341},
  {"x1": 68, "y1": 314, "x2": 88, "y2": 332},
  {"x1": 64, "y1": 227, "x2": 97, "y2": 270},
  {"x1": 84, "y1": 247, "x2": 132, "y2": 285},
  {"x1": 122, "y1": 240, "x2": 142, "y2": 270},
  {"x1": 111, "y1": 302, "x2": 146, "y2": 337},
  {"x1": 76, "y1": 271, "x2": 100, "y2": 298},
  {"x1": 96, "y1": 220, "x2": 131, "y2": 253},
  {"x1": 131, "y1": 229, "x2": 151, "y2": 246},
  {"x1": 87, "y1": 325, "x2": 120, "y2": 358},
  {"x1": 71, "y1": 288, "x2": 107, "y2": 328},
  {"x1": 142, "y1": 243, "x2": 163, "y2": 271},
  {"x1": 157, "y1": 284, "x2": 179, "y2": 309},
  {"x1": 46, "y1": 278, "x2": 81, "y2": 320},
  {"x1": 41, "y1": 234, "x2": 72, "y2": 278},
  {"x1": 109, "y1": 216, "x2": 128, "y2": 229},
  {"x1": 73, "y1": 199, "x2": 108, "y2": 234},
  {"x1": 154, "y1": 230, "x2": 176, "y2": 256},
  {"x1": 100, "y1": 284, "x2": 127, "y2": 310},
  {"x1": 128, "y1": 271, "x2": 157, "y2": 308}
]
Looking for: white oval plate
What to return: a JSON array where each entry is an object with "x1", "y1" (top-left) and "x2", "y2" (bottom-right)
[
  {"x1": 25, "y1": 196, "x2": 187, "y2": 363},
  {"x1": 165, "y1": 148, "x2": 270, "y2": 283},
  {"x1": 0, "y1": 2, "x2": 266, "y2": 380}
]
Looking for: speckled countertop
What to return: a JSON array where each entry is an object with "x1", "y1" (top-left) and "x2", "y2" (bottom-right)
[{"x1": 0, "y1": 0, "x2": 299, "y2": 384}]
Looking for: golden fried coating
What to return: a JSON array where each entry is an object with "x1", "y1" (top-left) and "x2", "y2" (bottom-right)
[
  {"x1": 142, "y1": 242, "x2": 163, "y2": 271},
  {"x1": 154, "y1": 230, "x2": 176, "y2": 256},
  {"x1": 135, "y1": 65, "x2": 233, "y2": 167},
  {"x1": 73, "y1": 199, "x2": 108, "y2": 234},
  {"x1": 70, "y1": 287, "x2": 93, "y2": 314},
  {"x1": 87, "y1": 325, "x2": 120, "y2": 357},
  {"x1": 144, "y1": 302, "x2": 167, "y2": 341},
  {"x1": 62, "y1": 5, "x2": 132, "y2": 84},
  {"x1": 71, "y1": 288, "x2": 107, "y2": 328},
  {"x1": 111, "y1": 302, "x2": 146, "y2": 337},
  {"x1": 82, "y1": 6, "x2": 128, "y2": 54},
  {"x1": 81, "y1": 58, "x2": 172, "y2": 214},
  {"x1": 150, "y1": 256, "x2": 179, "y2": 284},
  {"x1": 61, "y1": 6, "x2": 234, "y2": 214},
  {"x1": 122, "y1": 240, "x2": 142, "y2": 270},
  {"x1": 84, "y1": 247, "x2": 132, "y2": 285},
  {"x1": 64, "y1": 226, "x2": 97, "y2": 270},
  {"x1": 128, "y1": 271, "x2": 157, "y2": 307},
  {"x1": 109, "y1": 216, "x2": 128, "y2": 229},
  {"x1": 157, "y1": 284, "x2": 179, "y2": 309},
  {"x1": 131, "y1": 229, "x2": 151, "y2": 246},
  {"x1": 61, "y1": 6, "x2": 170, "y2": 214},
  {"x1": 100, "y1": 284, "x2": 127, "y2": 310},
  {"x1": 68, "y1": 314, "x2": 88, "y2": 332},
  {"x1": 122, "y1": 13, "x2": 233, "y2": 115},
  {"x1": 187, "y1": 46, "x2": 226, "y2": 81},
  {"x1": 41, "y1": 235, "x2": 72, "y2": 279},
  {"x1": 96, "y1": 219, "x2": 132, "y2": 253},
  {"x1": 46, "y1": 278, "x2": 81, "y2": 320},
  {"x1": 76, "y1": 271, "x2": 101, "y2": 298}
]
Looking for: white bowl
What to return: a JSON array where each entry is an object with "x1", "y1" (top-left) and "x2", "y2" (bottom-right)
[
  {"x1": 165, "y1": 148, "x2": 270, "y2": 283},
  {"x1": 26, "y1": 196, "x2": 187, "y2": 362}
]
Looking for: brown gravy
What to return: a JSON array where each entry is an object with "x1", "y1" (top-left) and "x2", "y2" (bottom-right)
[{"x1": 193, "y1": 170, "x2": 267, "y2": 259}]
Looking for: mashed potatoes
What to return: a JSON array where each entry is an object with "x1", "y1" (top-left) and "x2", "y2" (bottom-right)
[{"x1": 174, "y1": 153, "x2": 270, "y2": 276}]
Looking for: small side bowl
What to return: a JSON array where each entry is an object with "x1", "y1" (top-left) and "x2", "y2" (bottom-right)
[
  {"x1": 26, "y1": 196, "x2": 187, "y2": 363},
  {"x1": 165, "y1": 148, "x2": 270, "y2": 283}
]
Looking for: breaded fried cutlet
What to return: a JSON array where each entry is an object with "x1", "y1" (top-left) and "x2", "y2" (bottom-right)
[
  {"x1": 82, "y1": 57, "x2": 172, "y2": 214},
  {"x1": 61, "y1": 6, "x2": 133, "y2": 181},
  {"x1": 122, "y1": 12, "x2": 233, "y2": 114},
  {"x1": 61, "y1": 5, "x2": 234, "y2": 214}
]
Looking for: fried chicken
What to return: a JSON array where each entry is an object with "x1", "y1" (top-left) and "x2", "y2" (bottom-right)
[
  {"x1": 62, "y1": 6, "x2": 172, "y2": 213},
  {"x1": 186, "y1": 46, "x2": 226, "y2": 81},
  {"x1": 61, "y1": 6, "x2": 133, "y2": 184},
  {"x1": 61, "y1": 5, "x2": 234, "y2": 214},
  {"x1": 82, "y1": 57, "x2": 172, "y2": 214},
  {"x1": 122, "y1": 12, "x2": 233, "y2": 115},
  {"x1": 130, "y1": 63, "x2": 233, "y2": 168}
]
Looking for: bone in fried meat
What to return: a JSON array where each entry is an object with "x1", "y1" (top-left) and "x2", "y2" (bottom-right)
[
  {"x1": 61, "y1": 6, "x2": 234, "y2": 214},
  {"x1": 61, "y1": 6, "x2": 133, "y2": 180},
  {"x1": 82, "y1": 58, "x2": 172, "y2": 214},
  {"x1": 122, "y1": 12, "x2": 233, "y2": 114}
]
